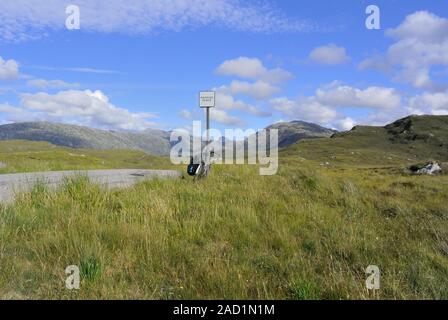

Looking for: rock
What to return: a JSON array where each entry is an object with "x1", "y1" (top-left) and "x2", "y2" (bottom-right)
[{"x1": 410, "y1": 161, "x2": 442, "y2": 175}]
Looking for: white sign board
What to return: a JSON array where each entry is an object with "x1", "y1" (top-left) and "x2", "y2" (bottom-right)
[{"x1": 199, "y1": 91, "x2": 215, "y2": 108}]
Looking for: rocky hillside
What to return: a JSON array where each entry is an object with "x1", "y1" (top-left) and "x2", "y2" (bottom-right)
[
  {"x1": 284, "y1": 115, "x2": 448, "y2": 166},
  {"x1": 385, "y1": 115, "x2": 448, "y2": 146},
  {"x1": 266, "y1": 120, "x2": 336, "y2": 148},
  {"x1": 332, "y1": 115, "x2": 448, "y2": 159},
  {"x1": 0, "y1": 122, "x2": 171, "y2": 155}
]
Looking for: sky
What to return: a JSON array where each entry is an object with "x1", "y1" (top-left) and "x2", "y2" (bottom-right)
[{"x1": 0, "y1": 0, "x2": 447, "y2": 132}]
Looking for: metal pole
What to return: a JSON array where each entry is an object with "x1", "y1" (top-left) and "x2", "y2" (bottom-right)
[{"x1": 206, "y1": 107, "x2": 210, "y2": 144}]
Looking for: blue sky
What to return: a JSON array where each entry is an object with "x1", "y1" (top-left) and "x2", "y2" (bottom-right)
[{"x1": 0, "y1": 0, "x2": 447, "y2": 132}]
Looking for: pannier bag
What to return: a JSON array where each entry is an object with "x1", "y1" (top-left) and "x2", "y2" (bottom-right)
[{"x1": 187, "y1": 163, "x2": 201, "y2": 176}]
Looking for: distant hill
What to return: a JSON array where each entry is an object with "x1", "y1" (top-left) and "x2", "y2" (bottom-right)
[
  {"x1": 283, "y1": 115, "x2": 448, "y2": 166},
  {"x1": 0, "y1": 122, "x2": 171, "y2": 156},
  {"x1": 1, "y1": 116, "x2": 447, "y2": 167},
  {"x1": 0, "y1": 120, "x2": 336, "y2": 156},
  {"x1": 266, "y1": 120, "x2": 336, "y2": 148}
]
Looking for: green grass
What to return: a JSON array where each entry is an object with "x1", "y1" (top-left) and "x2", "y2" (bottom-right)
[
  {"x1": 282, "y1": 126, "x2": 448, "y2": 170},
  {"x1": 0, "y1": 140, "x2": 172, "y2": 174},
  {"x1": 0, "y1": 140, "x2": 447, "y2": 299}
]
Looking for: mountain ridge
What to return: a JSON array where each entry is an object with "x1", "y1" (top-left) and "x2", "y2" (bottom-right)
[
  {"x1": 0, "y1": 120, "x2": 336, "y2": 155},
  {"x1": 0, "y1": 121, "x2": 171, "y2": 156},
  {"x1": 266, "y1": 120, "x2": 337, "y2": 148},
  {"x1": 2, "y1": 116, "x2": 446, "y2": 160}
]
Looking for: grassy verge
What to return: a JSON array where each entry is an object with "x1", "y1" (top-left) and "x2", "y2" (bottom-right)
[
  {"x1": 0, "y1": 152, "x2": 447, "y2": 299},
  {"x1": 0, "y1": 140, "x2": 172, "y2": 174}
]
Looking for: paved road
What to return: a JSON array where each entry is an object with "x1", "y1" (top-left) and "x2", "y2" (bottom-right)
[{"x1": 0, "y1": 169, "x2": 181, "y2": 203}]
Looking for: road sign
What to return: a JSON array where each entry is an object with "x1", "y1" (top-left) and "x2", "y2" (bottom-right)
[{"x1": 199, "y1": 91, "x2": 215, "y2": 108}]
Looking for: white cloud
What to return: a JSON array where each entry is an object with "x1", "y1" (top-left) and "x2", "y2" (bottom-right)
[
  {"x1": 0, "y1": 0, "x2": 313, "y2": 42},
  {"x1": 222, "y1": 80, "x2": 280, "y2": 99},
  {"x1": 386, "y1": 11, "x2": 448, "y2": 42},
  {"x1": 216, "y1": 57, "x2": 293, "y2": 84},
  {"x1": 1, "y1": 89, "x2": 157, "y2": 131},
  {"x1": 270, "y1": 96, "x2": 337, "y2": 125},
  {"x1": 408, "y1": 91, "x2": 448, "y2": 115},
  {"x1": 212, "y1": 57, "x2": 283, "y2": 122},
  {"x1": 316, "y1": 85, "x2": 402, "y2": 110},
  {"x1": 0, "y1": 56, "x2": 19, "y2": 80},
  {"x1": 270, "y1": 82, "x2": 406, "y2": 130},
  {"x1": 199, "y1": 58, "x2": 279, "y2": 126},
  {"x1": 215, "y1": 91, "x2": 271, "y2": 117},
  {"x1": 270, "y1": 95, "x2": 397, "y2": 130},
  {"x1": 309, "y1": 44, "x2": 350, "y2": 65},
  {"x1": 0, "y1": 103, "x2": 26, "y2": 115},
  {"x1": 365, "y1": 110, "x2": 409, "y2": 127},
  {"x1": 26, "y1": 78, "x2": 80, "y2": 89},
  {"x1": 210, "y1": 108, "x2": 243, "y2": 126},
  {"x1": 334, "y1": 117, "x2": 356, "y2": 131},
  {"x1": 360, "y1": 11, "x2": 448, "y2": 91},
  {"x1": 358, "y1": 55, "x2": 391, "y2": 73},
  {"x1": 31, "y1": 66, "x2": 120, "y2": 74}
]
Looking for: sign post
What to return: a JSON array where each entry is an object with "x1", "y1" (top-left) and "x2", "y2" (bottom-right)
[
  {"x1": 199, "y1": 91, "x2": 215, "y2": 145},
  {"x1": 198, "y1": 91, "x2": 215, "y2": 177}
]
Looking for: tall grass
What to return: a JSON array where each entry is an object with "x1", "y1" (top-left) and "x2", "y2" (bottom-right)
[{"x1": 0, "y1": 159, "x2": 447, "y2": 299}]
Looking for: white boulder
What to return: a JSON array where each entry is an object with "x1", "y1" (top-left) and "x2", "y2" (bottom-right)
[{"x1": 416, "y1": 162, "x2": 442, "y2": 175}]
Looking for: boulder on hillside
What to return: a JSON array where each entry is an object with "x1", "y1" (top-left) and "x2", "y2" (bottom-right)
[{"x1": 409, "y1": 161, "x2": 442, "y2": 175}]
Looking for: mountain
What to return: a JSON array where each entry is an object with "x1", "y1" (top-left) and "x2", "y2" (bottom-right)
[
  {"x1": 12, "y1": 116, "x2": 444, "y2": 160},
  {"x1": 266, "y1": 120, "x2": 337, "y2": 148},
  {"x1": 0, "y1": 120, "x2": 337, "y2": 156},
  {"x1": 283, "y1": 115, "x2": 448, "y2": 166},
  {"x1": 332, "y1": 115, "x2": 448, "y2": 157},
  {"x1": 0, "y1": 122, "x2": 171, "y2": 156}
]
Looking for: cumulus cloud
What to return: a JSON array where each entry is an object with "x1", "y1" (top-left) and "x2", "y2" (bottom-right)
[
  {"x1": 309, "y1": 44, "x2": 350, "y2": 65},
  {"x1": 26, "y1": 78, "x2": 80, "y2": 89},
  {"x1": 215, "y1": 91, "x2": 271, "y2": 117},
  {"x1": 364, "y1": 110, "x2": 410, "y2": 127},
  {"x1": 217, "y1": 80, "x2": 280, "y2": 100},
  {"x1": 270, "y1": 96, "x2": 338, "y2": 125},
  {"x1": 270, "y1": 83, "x2": 405, "y2": 130},
  {"x1": 210, "y1": 108, "x2": 243, "y2": 126},
  {"x1": 358, "y1": 55, "x2": 391, "y2": 73},
  {"x1": 270, "y1": 95, "x2": 383, "y2": 131},
  {"x1": 210, "y1": 57, "x2": 284, "y2": 124},
  {"x1": 408, "y1": 91, "x2": 448, "y2": 115},
  {"x1": 0, "y1": 0, "x2": 314, "y2": 42},
  {"x1": 0, "y1": 103, "x2": 27, "y2": 115},
  {"x1": 0, "y1": 56, "x2": 19, "y2": 80},
  {"x1": 216, "y1": 57, "x2": 293, "y2": 84},
  {"x1": 316, "y1": 84, "x2": 401, "y2": 110},
  {"x1": 386, "y1": 11, "x2": 448, "y2": 42},
  {"x1": 1, "y1": 89, "x2": 157, "y2": 130},
  {"x1": 334, "y1": 117, "x2": 356, "y2": 131},
  {"x1": 360, "y1": 11, "x2": 448, "y2": 91}
]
